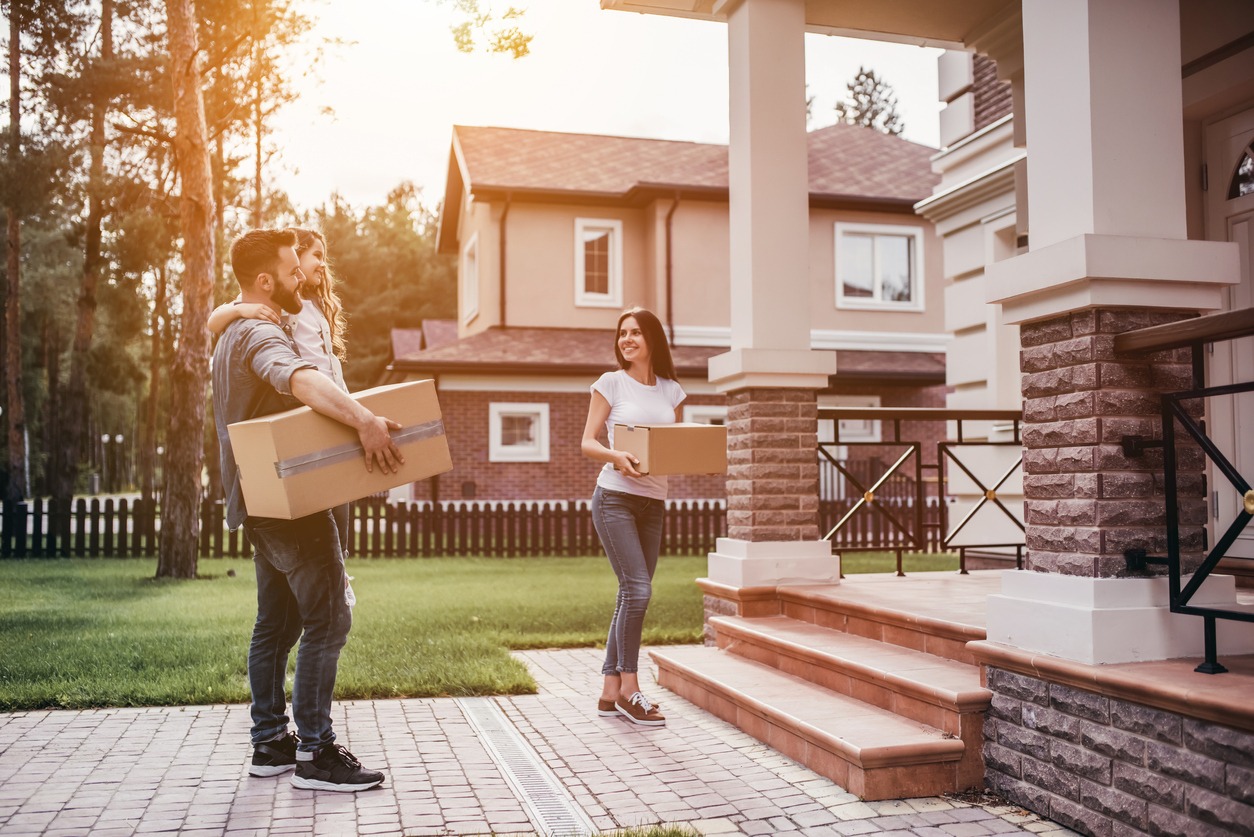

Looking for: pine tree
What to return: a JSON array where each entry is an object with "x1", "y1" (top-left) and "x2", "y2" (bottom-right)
[{"x1": 833, "y1": 66, "x2": 904, "y2": 136}]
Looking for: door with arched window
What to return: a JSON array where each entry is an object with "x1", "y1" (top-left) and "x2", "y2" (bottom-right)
[{"x1": 1204, "y1": 107, "x2": 1254, "y2": 569}]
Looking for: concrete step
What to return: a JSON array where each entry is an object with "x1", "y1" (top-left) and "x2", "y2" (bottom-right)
[
  {"x1": 777, "y1": 581, "x2": 988, "y2": 664},
  {"x1": 650, "y1": 645, "x2": 974, "y2": 801}
]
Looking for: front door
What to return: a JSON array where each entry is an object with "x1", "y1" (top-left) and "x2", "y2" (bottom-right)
[{"x1": 1203, "y1": 107, "x2": 1254, "y2": 567}]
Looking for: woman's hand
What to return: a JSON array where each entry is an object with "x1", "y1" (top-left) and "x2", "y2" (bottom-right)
[
  {"x1": 610, "y1": 450, "x2": 643, "y2": 478},
  {"x1": 236, "y1": 303, "x2": 281, "y2": 325}
]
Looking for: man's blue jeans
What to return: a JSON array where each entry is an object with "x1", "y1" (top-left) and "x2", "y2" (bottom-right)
[
  {"x1": 244, "y1": 510, "x2": 351, "y2": 753},
  {"x1": 592, "y1": 486, "x2": 665, "y2": 676}
]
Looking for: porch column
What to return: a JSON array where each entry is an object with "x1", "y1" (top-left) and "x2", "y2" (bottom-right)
[
  {"x1": 985, "y1": 0, "x2": 1247, "y2": 663},
  {"x1": 705, "y1": 0, "x2": 838, "y2": 592}
]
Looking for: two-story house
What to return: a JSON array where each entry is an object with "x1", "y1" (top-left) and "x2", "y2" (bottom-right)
[{"x1": 385, "y1": 122, "x2": 947, "y2": 502}]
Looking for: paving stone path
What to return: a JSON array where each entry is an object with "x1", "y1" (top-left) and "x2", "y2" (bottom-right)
[{"x1": 0, "y1": 647, "x2": 1074, "y2": 836}]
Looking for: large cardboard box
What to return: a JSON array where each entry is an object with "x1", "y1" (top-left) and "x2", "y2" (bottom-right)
[
  {"x1": 227, "y1": 380, "x2": 452, "y2": 520},
  {"x1": 612, "y1": 423, "x2": 728, "y2": 476}
]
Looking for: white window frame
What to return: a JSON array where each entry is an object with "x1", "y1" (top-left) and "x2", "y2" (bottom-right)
[
  {"x1": 488, "y1": 402, "x2": 550, "y2": 463},
  {"x1": 574, "y1": 217, "x2": 623, "y2": 308},
  {"x1": 834, "y1": 222, "x2": 925, "y2": 312},
  {"x1": 461, "y1": 233, "x2": 479, "y2": 325},
  {"x1": 683, "y1": 405, "x2": 728, "y2": 425}
]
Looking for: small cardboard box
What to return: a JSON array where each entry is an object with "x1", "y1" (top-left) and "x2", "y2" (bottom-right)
[
  {"x1": 227, "y1": 379, "x2": 452, "y2": 520},
  {"x1": 613, "y1": 422, "x2": 728, "y2": 476}
]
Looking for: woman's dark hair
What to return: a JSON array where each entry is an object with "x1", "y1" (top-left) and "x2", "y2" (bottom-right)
[{"x1": 613, "y1": 307, "x2": 677, "y2": 382}]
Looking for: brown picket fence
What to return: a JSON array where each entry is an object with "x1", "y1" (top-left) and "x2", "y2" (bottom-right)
[{"x1": 0, "y1": 496, "x2": 728, "y2": 559}]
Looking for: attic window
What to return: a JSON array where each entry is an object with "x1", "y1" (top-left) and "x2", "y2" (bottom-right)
[
  {"x1": 834, "y1": 222, "x2": 924, "y2": 312},
  {"x1": 1228, "y1": 144, "x2": 1254, "y2": 200},
  {"x1": 575, "y1": 218, "x2": 623, "y2": 308}
]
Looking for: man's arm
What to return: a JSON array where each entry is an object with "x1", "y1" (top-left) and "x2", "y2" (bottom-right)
[{"x1": 290, "y1": 368, "x2": 404, "y2": 474}]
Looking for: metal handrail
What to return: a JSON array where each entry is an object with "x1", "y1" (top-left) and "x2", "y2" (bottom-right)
[
  {"x1": 818, "y1": 407, "x2": 1024, "y2": 574},
  {"x1": 1116, "y1": 308, "x2": 1254, "y2": 674}
]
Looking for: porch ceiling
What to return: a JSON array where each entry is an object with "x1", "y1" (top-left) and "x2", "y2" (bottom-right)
[{"x1": 600, "y1": 0, "x2": 1017, "y2": 49}]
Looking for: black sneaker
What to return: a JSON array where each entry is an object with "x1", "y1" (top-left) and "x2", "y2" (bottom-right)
[
  {"x1": 248, "y1": 731, "x2": 298, "y2": 777},
  {"x1": 291, "y1": 744, "x2": 385, "y2": 792}
]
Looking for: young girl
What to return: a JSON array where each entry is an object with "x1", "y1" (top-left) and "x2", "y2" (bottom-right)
[
  {"x1": 580, "y1": 307, "x2": 685, "y2": 727},
  {"x1": 209, "y1": 228, "x2": 352, "y2": 545}
]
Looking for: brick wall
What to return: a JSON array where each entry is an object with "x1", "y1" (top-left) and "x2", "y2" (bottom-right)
[
  {"x1": 985, "y1": 668, "x2": 1254, "y2": 836},
  {"x1": 973, "y1": 53, "x2": 1013, "y2": 131},
  {"x1": 414, "y1": 381, "x2": 946, "y2": 504},
  {"x1": 1019, "y1": 309, "x2": 1206, "y2": 577},
  {"x1": 726, "y1": 388, "x2": 820, "y2": 542},
  {"x1": 412, "y1": 389, "x2": 729, "y2": 502}
]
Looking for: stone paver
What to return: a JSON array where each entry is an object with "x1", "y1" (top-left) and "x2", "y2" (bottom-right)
[{"x1": 0, "y1": 647, "x2": 1078, "y2": 836}]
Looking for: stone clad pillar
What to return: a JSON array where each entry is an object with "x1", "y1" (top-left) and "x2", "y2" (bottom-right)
[
  {"x1": 705, "y1": 0, "x2": 837, "y2": 592},
  {"x1": 985, "y1": 0, "x2": 1245, "y2": 664}
]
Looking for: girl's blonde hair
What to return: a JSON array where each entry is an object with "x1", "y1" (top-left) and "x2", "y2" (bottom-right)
[{"x1": 290, "y1": 228, "x2": 347, "y2": 362}]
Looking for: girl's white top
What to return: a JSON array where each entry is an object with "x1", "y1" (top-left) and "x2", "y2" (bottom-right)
[
  {"x1": 592, "y1": 369, "x2": 686, "y2": 500},
  {"x1": 288, "y1": 298, "x2": 346, "y2": 392}
]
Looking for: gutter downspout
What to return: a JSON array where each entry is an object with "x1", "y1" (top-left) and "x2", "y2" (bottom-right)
[
  {"x1": 665, "y1": 194, "x2": 679, "y2": 347},
  {"x1": 498, "y1": 194, "x2": 512, "y2": 328}
]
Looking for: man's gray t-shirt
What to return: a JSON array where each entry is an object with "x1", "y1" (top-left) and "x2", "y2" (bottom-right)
[{"x1": 212, "y1": 318, "x2": 316, "y2": 530}]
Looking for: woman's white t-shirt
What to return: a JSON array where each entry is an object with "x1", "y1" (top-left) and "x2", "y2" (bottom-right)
[
  {"x1": 288, "y1": 298, "x2": 347, "y2": 392},
  {"x1": 592, "y1": 369, "x2": 686, "y2": 500}
]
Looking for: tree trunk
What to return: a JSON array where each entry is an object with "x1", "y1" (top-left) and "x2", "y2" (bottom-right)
[
  {"x1": 157, "y1": 0, "x2": 215, "y2": 579},
  {"x1": 204, "y1": 134, "x2": 225, "y2": 505},
  {"x1": 42, "y1": 315, "x2": 61, "y2": 497},
  {"x1": 55, "y1": 0, "x2": 114, "y2": 502},
  {"x1": 140, "y1": 264, "x2": 166, "y2": 505},
  {"x1": 4, "y1": 7, "x2": 28, "y2": 504}
]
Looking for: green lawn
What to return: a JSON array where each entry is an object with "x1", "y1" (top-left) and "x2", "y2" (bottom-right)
[{"x1": 0, "y1": 550, "x2": 956, "y2": 711}]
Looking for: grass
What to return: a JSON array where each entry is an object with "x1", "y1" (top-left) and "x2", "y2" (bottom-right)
[
  {"x1": 0, "y1": 555, "x2": 707, "y2": 711},
  {"x1": 0, "y1": 550, "x2": 957, "y2": 711}
]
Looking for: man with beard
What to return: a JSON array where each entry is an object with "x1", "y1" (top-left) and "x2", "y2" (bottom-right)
[{"x1": 212, "y1": 228, "x2": 399, "y2": 792}]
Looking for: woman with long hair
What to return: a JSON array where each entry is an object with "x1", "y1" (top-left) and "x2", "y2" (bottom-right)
[
  {"x1": 208, "y1": 227, "x2": 352, "y2": 548},
  {"x1": 580, "y1": 307, "x2": 684, "y2": 727}
]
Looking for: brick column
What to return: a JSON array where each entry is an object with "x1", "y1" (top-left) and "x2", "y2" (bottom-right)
[
  {"x1": 726, "y1": 388, "x2": 819, "y2": 542},
  {"x1": 1020, "y1": 308, "x2": 1206, "y2": 578}
]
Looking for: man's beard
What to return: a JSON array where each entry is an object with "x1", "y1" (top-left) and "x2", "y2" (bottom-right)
[{"x1": 273, "y1": 283, "x2": 303, "y2": 315}]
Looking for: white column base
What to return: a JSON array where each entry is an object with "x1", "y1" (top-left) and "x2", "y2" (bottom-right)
[
  {"x1": 707, "y1": 537, "x2": 839, "y2": 588},
  {"x1": 987, "y1": 569, "x2": 1254, "y2": 664}
]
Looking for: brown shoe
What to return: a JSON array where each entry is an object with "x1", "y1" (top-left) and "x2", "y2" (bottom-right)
[
  {"x1": 616, "y1": 692, "x2": 666, "y2": 726},
  {"x1": 597, "y1": 699, "x2": 618, "y2": 717}
]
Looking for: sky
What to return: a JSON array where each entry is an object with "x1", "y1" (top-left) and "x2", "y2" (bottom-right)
[{"x1": 270, "y1": 1, "x2": 943, "y2": 212}]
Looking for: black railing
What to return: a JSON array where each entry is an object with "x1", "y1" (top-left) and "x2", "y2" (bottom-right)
[
  {"x1": 1115, "y1": 307, "x2": 1254, "y2": 674},
  {"x1": 818, "y1": 407, "x2": 1024, "y2": 575}
]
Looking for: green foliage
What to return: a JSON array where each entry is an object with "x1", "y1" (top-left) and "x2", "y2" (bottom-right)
[
  {"x1": 315, "y1": 183, "x2": 457, "y2": 390},
  {"x1": 444, "y1": 0, "x2": 533, "y2": 59},
  {"x1": 833, "y1": 66, "x2": 905, "y2": 136},
  {"x1": 0, "y1": 554, "x2": 708, "y2": 711}
]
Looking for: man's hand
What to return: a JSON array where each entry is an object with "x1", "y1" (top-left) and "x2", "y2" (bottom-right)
[{"x1": 359, "y1": 415, "x2": 404, "y2": 474}]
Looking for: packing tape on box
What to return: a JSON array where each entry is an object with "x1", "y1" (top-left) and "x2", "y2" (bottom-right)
[{"x1": 273, "y1": 419, "x2": 446, "y2": 478}]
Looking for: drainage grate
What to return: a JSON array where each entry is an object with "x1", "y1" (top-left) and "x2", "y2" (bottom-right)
[{"x1": 456, "y1": 697, "x2": 598, "y2": 837}]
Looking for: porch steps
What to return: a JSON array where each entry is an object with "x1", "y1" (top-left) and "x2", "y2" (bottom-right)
[
  {"x1": 652, "y1": 576, "x2": 993, "y2": 799},
  {"x1": 778, "y1": 582, "x2": 988, "y2": 664},
  {"x1": 650, "y1": 645, "x2": 967, "y2": 801}
]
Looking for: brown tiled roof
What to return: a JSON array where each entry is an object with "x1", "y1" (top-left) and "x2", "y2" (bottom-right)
[
  {"x1": 385, "y1": 326, "x2": 944, "y2": 385},
  {"x1": 453, "y1": 123, "x2": 938, "y2": 203},
  {"x1": 390, "y1": 328, "x2": 425, "y2": 360},
  {"x1": 421, "y1": 319, "x2": 459, "y2": 350}
]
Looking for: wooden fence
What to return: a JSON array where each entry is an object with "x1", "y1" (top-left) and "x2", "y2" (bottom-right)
[
  {"x1": 0, "y1": 494, "x2": 946, "y2": 559},
  {"x1": 0, "y1": 496, "x2": 727, "y2": 559}
]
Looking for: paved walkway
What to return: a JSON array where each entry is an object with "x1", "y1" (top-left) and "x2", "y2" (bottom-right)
[{"x1": 0, "y1": 648, "x2": 1073, "y2": 837}]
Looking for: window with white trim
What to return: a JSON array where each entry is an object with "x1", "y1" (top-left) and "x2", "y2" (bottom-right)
[
  {"x1": 461, "y1": 234, "x2": 479, "y2": 325},
  {"x1": 488, "y1": 402, "x2": 550, "y2": 462},
  {"x1": 574, "y1": 218, "x2": 623, "y2": 308},
  {"x1": 683, "y1": 405, "x2": 727, "y2": 426},
  {"x1": 834, "y1": 223, "x2": 924, "y2": 311}
]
